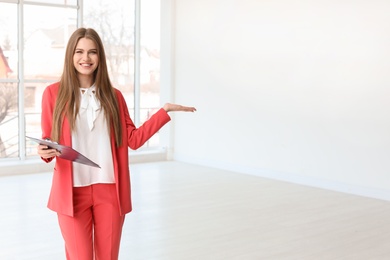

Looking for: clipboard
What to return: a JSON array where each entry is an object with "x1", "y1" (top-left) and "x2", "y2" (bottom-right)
[{"x1": 27, "y1": 136, "x2": 101, "y2": 168}]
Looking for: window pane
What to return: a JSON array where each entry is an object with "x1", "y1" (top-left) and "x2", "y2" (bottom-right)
[
  {"x1": 24, "y1": 5, "x2": 77, "y2": 79},
  {"x1": 140, "y1": 0, "x2": 161, "y2": 147},
  {"x1": 0, "y1": 82, "x2": 19, "y2": 158},
  {"x1": 0, "y1": 3, "x2": 17, "y2": 80},
  {"x1": 84, "y1": 0, "x2": 136, "y2": 118}
]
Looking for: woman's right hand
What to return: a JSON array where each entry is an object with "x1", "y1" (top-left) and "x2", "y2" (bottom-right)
[{"x1": 37, "y1": 144, "x2": 61, "y2": 158}]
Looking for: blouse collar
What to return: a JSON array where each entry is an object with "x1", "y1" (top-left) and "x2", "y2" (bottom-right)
[{"x1": 80, "y1": 85, "x2": 100, "y2": 131}]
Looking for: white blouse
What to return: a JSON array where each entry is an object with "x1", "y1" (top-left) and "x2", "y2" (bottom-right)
[{"x1": 72, "y1": 86, "x2": 115, "y2": 187}]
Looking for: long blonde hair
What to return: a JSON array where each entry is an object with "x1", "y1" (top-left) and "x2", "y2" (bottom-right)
[{"x1": 51, "y1": 28, "x2": 122, "y2": 146}]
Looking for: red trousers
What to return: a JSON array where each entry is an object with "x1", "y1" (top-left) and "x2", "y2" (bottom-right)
[{"x1": 57, "y1": 184, "x2": 125, "y2": 260}]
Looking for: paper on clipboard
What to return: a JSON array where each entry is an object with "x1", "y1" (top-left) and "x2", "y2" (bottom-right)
[{"x1": 26, "y1": 136, "x2": 101, "y2": 168}]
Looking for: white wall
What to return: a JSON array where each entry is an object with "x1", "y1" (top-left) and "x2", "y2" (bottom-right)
[{"x1": 171, "y1": 0, "x2": 390, "y2": 200}]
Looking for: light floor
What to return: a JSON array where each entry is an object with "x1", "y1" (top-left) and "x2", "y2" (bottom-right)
[{"x1": 1, "y1": 161, "x2": 390, "y2": 260}]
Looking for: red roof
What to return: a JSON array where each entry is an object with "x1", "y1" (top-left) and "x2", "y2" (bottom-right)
[{"x1": 0, "y1": 46, "x2": 13, "y2": 74}]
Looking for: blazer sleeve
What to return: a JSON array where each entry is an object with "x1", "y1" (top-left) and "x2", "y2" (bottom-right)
[
  {"x1": 40, "y1": 85, "x2": 56, "y2": 163},
  {"x1": 116, "y1": 90, "x2": 171, "y2": 150}
]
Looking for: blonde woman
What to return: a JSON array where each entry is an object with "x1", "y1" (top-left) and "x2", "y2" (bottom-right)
[{"x1": 37, "y1": 28, "x2": 195, "y2": 259}]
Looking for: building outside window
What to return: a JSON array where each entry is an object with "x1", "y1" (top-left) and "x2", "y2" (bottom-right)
[{"x1": 0, "y1": 0, "x2": 161, "y2": 161}]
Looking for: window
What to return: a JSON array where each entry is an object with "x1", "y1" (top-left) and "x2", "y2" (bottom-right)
[{"x1": 0, "y1": 0, "x2": 162, "y2": 161}]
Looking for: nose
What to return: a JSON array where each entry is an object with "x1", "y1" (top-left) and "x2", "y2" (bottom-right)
[{"x1": 82, "y1": 52, "x2": 90, "y2": 61}]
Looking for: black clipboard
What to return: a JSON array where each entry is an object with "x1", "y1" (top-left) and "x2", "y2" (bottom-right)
[{"x1": 27, "y1": 136, "x2": 101, "y2": 168}]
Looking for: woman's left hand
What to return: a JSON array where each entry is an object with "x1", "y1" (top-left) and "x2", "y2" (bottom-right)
[{"x1": 163, "y1": 103, "x2": 196, "y2": 113}]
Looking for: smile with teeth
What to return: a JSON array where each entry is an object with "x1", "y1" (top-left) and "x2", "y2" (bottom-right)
[{"x1": 80, "y1": 63, "x2": 93, "y2": 67}]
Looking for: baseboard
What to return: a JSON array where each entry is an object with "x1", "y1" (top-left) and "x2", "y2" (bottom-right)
[{"x1": 173, "y1": 154, "x2": 390, "y2": 202}]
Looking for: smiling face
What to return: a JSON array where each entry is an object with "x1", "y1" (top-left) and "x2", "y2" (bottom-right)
[{"x1": 73, "y1": 37, "x2": 99, "y2": 84}]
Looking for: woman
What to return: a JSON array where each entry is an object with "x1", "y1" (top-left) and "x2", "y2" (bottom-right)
[{"x1": 37, "y1": 28, "x2": 195, "y2": 260}]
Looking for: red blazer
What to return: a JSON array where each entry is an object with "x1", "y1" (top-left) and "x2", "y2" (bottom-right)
[{"x1": 41, "y1": 82, "x2": 171, "y2": 217}]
